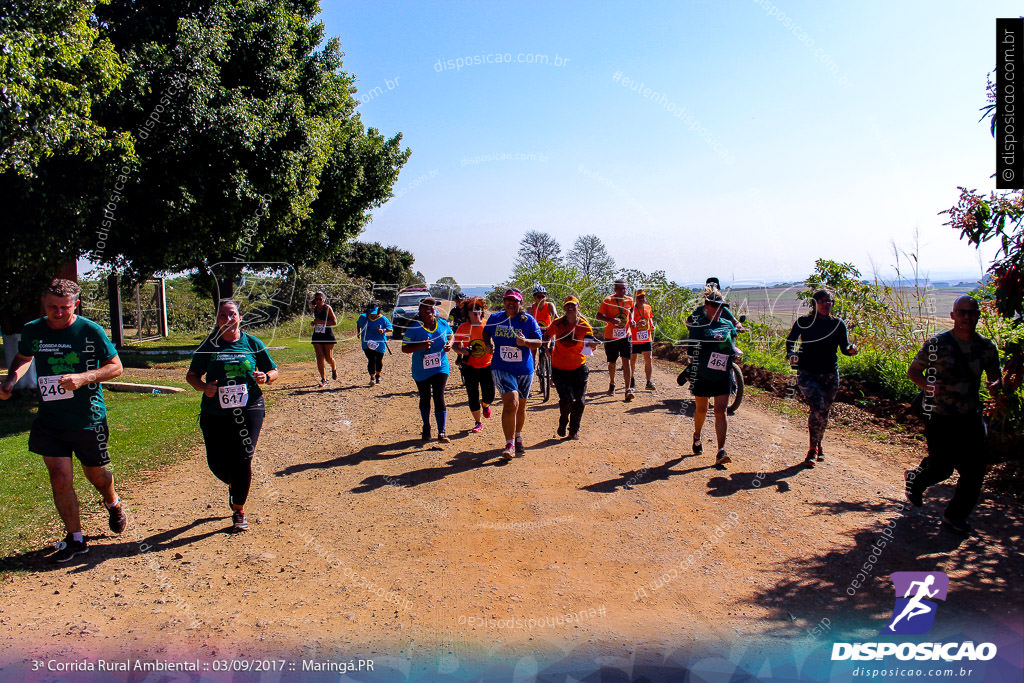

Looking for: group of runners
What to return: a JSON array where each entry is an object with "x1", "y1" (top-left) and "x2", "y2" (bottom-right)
[{"x1": 0, "y1": 277, "x2": 1005, "y2": 562}]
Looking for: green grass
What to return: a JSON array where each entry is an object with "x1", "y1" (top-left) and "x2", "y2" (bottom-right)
[
  {"x1": 0, "y1": 384, "x2": 201, "y2": 567},
  {"x1": 117, "y1": 316, "x2": 359, "y2": 369}
]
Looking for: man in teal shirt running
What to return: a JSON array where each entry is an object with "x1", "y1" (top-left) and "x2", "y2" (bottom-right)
[{"x1": 0, "y1": 279, "x2": 127, "y2": 562}]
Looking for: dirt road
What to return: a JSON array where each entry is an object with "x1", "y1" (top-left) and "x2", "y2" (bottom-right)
[{"x1": 1, "y1": 343, "x2": 1020, "y2": 672}]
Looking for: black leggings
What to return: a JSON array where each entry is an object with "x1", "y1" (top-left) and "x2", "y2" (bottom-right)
[
  {"x1": 364, "y1": 348, "x2": 384, "y2": 376},
  {"x1": 462, "y1": 364, "x2": 495, "y2": 412},
  {"x1": 199, "y1": 400, "x2": 265, "y2": 507},
  {"x1": 552, "y1": 365, "x2": 589, "y2": 435},
  {"x1": 415, "y1": 373, "x2": 448, "y2": 431}
]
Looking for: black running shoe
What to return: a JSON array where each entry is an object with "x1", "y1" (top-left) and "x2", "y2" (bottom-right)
[
  {"x1": 803, "y1": 448, "x2": 816, "y2": 468},
  {"x1": 53, "y1": 535, "x2": 88, "y2": 563},
  {"x1": 557, "y1": 423, "x2": 567, "y2": 438},
  {"x1": 816, "y1": 445, "x2": 825, "y2": 462},
  {"x1": 692, "y1": 436, "x2": 703, "y2": 455},
  {"x1": 421, "y1": 425, "x2": 431, "y2": 441},
  {"x1": 107, "y1": 501, "x2": 127, "y2": 534},
  {"x1": 942, "y1": 515, "x2": 971, "y2": 535},
  {"x1": 905, "y1": 470, "x2": 923, "y2": 508}
]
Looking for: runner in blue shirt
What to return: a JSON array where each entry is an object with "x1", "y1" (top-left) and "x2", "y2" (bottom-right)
[
  {"x1": 482, "y1": 289, "x2": 543, "y2": 459},
  {"x1": 402, "y1": 298, "x2": 454, "y2": 443},
  {"x1": 357, "y1": 302, "x2": 393, "y2": 386}
]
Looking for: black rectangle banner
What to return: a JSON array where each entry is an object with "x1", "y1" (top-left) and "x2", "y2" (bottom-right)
[{"x1": 996, "y1": 18, "x2": 1024, "y2": 189}]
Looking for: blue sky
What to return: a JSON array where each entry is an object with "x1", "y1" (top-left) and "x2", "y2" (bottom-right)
[{"x1": 322, "y1": 1, "x2": 1013, "y2": 287}]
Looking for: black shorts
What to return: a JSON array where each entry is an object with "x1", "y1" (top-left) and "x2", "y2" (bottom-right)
[
  {"x1": 631, "y1": 341, "x2": 653, "y2": 354},
  {"x1": 28, "y1": 418, "x2": 111, "y2": 467},
  {"x1": 604, "y1": 337, "x2": 632, "y2": 363},
  {"x1": 691, "y1": 375, "x2": 731, "y2": 398}
]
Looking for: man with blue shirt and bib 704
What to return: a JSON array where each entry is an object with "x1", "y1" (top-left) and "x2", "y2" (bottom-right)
[{"x1": 483, "y1": 289, "x2": 543, "y2": 459}]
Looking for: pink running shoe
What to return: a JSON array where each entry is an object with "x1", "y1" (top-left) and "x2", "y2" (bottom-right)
[{"x1": 471, "y1": 422, "x2": 484, "y2": 433}]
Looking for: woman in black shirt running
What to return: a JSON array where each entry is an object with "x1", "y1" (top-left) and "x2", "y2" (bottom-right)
[{"x1": 785, "y1": 289, "x2": 858, "y2": 467}]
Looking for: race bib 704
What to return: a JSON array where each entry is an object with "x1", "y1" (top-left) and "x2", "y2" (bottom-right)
[{"x1": 499, "y1": 346, "x2": 523, "y2": 363}]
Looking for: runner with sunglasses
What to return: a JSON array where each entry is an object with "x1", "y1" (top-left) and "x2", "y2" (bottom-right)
[
  {"x1": 452, "y1": 298, "x2": 494, "y2": 433},
  {"x1": 629, "y1": 289, "x2": 657, "y2": 390},
  {"x1": 687, "y1": 287, "x2": 742, "y2": 467},
  {"x1": 786, "y1": 289, "x2": 858, "y2": 467}
]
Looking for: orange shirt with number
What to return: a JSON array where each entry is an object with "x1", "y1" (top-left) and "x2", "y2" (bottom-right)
[
  {"x1": 630, "y1": 304, "x2": 654, "y2": 343},
  {"x1": 454, "y1": 322, "x2": 493, "y2": 369},
  {"x1": 598, "y1": 295, "x2": 633, "y2": 340},
  {"x1": 529, "y1": 300, "x2": 557, "y2": 328},
  {"x1": 544, "y1": 316, "x2": 594, "y2": 371}
]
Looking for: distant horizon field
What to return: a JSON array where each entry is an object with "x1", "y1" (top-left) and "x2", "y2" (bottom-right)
[{"x1": 723, "y1": 285, "x2": 972, "y2": 328}]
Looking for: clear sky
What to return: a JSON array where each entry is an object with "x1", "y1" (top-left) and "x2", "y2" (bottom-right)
[{"x1": 320, "y1": 0, "x2": 1014, "y2": 287}]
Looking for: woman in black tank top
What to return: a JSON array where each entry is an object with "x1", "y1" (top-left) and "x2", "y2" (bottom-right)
[{"x1": 310, "y1": 291, "x2": 338, "y2": 386}]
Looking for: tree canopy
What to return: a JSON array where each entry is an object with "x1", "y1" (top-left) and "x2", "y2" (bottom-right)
[
  {"x1": 0, "y1": 0, "x2": 410, "y2": 329},
  {"x1": 566, "y1": 234, "x2": 616, "y2": 283},
  {"x1": 515, "y1": 230, "x2": 562, "y2": 269}
]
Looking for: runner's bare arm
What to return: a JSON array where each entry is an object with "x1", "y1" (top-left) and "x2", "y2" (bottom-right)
[
  {"x1": 253, "y1": 368, "x2": 279, "y2": 385},
  {"x1": 402, "y1": 341, "x2": 430, "y2": 353},
  {"x1": 186, "y1": 370, "x2": 218, "y2": 397},
  {"x1": 326, "y1": 306, "x2": 338, "y2": 327},
  {"x1": 62, "y1": 355, "x2": 123, "y2": 390},
  {"x1": 0, "y1": 352, "x2": 34, "y2": 398}
]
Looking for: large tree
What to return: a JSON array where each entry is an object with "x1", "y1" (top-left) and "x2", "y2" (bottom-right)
[
  {"x1": 566, "y1": 234, "x2": 616, "y2": 283},
  {"x1": 1, "y1": 0, "x2": 410, "y2": 327},
  {"x1": 337, "y1": 241, "x2": 416, "y2": 288},
  {"x1": 0, "y1": 0, "x2": 134, "y2": 332},
  {"x1": 515, "y1": 230, "x2": 562, "y2": 269}
]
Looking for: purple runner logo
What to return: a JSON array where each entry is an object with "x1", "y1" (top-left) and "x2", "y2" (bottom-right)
[{"x1": 884, "y1": 571, "x2": 949, "y2": 635}]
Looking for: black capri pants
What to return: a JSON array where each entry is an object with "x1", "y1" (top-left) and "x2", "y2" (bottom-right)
[
  {"x1": 462, "y1": 364, "x2": 495, "y2": 412},
  {"x1": 364, "y1": 348, "x2": 385, "y2": 375},
  {"x1": 415, "y1": 373, "x2": 448, "y2": 415},
  {"x1": 199, "y1": 397, "x2": 265, "y2": 507}
]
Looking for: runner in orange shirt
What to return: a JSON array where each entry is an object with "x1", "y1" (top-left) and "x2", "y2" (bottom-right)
[
  {"x1": 452, "y1": 298, "x2": 494, "y2": 433},
  {"x1": 595, "y1": 278, "x2": 634, "y2": 401},
  {"x1": 543, "y1": 296, "x2": 597, "y2": 439},
  {"x1": 629, "y1": 289, "x2": 656, "y2": 390}
]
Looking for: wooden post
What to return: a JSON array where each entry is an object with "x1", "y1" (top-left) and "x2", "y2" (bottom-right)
[
  {"x1": 157, "y1": 277, "x2": 168, "y2": 337},
  {"x1": 107, "y1": 274, "x2": 123, "y2": 347}
]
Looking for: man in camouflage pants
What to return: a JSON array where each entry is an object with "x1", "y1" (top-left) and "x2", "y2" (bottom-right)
[{"x1": 906, "y1": 296, "x2": 1002, "y2": 535}]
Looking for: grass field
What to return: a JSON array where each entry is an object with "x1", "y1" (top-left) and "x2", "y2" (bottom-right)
[
  {"x1": 0, "y1": 314, "x2": 361, "y2": 566},
  {"x1": 724, "y1": 284, "x2": 972, "y2": 328},
  {"x1": 0, "y1": 376, "x2": 202, "y2": 562}
]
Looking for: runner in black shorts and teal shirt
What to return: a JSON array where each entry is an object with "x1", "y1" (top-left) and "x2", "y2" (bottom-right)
[
  {"x1": 186, "y1": 300, "x2": 278, "y2": 531},
  {"x1": 0, "y1": 279, "x2": 127, "y2": 562},
  {"x1": 687, "y1": 287, "x2": 742, "y2": 467}
]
